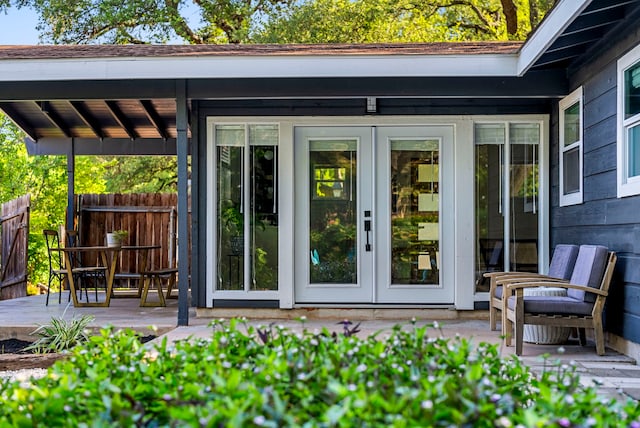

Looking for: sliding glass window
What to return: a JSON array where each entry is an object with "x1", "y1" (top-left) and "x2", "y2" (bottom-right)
[{"x1": 215, "y1": 124, "x2": 278, "y2": 291}]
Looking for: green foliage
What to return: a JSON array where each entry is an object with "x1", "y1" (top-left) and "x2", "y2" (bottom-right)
[
  {"x1": 0, "y1": 319, "x2": 638, "y2": 426},
  {"x1": 254, "y1": 0, "x2": 556, "y2": 43},
  {"x1": 5, "y1": 0, "x2": 556, "y2": 45},
  {"x1": 25, "y1": 314, "x2": 94, "y2": 354}
]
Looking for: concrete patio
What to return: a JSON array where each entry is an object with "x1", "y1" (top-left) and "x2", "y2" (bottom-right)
[{"x1": 1, "y1": 293, "x2": 639, "y2": 401}]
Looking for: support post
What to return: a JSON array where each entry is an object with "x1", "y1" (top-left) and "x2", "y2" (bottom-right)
[
  {"x1": 176, "y1": 80, "x2": 189, "y2": 326},
  {"x1": 66, "y1": 138, "x2": 75, "y2": 232}
]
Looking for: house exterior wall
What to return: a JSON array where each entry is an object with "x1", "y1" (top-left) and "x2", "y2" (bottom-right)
[
  {"x1": 550, "y1": 27, "x2": 640, "y2": 343},
  {"x1": 193, "y1": 98, "x2": 552, "y2": 309}
]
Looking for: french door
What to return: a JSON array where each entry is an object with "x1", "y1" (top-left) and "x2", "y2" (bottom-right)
[{"x1": 294, "y1": 126, "x2": 454, "y2": 304}]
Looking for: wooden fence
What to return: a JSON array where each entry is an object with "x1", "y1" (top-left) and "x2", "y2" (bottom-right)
[
  {"x1": 0, "y1": 194, "x2": 30, "y2": 299},
  {"x1": 76, "y1": 193, "x2": 190, "y2": 287}
]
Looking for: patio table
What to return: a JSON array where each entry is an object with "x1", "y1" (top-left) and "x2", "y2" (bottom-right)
[{"x1": 57, "y1": 245, "x2": 160, "y2": 307}]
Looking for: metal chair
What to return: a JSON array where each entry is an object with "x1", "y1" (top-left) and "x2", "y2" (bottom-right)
[
  {"x1": 43, "y1": 229, "x2": 68, "y2": 305},
  {"x1": 64, "y1": 230, "x2": 108, "y2": 302}
]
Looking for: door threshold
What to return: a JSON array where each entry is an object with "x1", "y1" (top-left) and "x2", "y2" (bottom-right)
[{"x1": 294, "y1": 303, "x2": 455, "y2": 309}]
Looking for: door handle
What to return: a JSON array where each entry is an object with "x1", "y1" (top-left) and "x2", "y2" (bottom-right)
[{"x1": 364, "y1": 219, "x2": 372, "y2": 252}]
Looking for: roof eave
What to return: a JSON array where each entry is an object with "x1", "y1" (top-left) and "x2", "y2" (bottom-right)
[
  {"x1": 517, "y1": 0, "x2": 592, "y2": 76},
  {"x1": 0, "y1": 53, "x2": 520, "y2": 82}
]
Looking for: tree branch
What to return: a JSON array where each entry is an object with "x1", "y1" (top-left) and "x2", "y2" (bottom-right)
[{"x1": 164, "y1": 0, "x2": 204, "y2": 44}]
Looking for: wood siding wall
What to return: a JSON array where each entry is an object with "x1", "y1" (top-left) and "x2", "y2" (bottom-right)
[{"x1": 550, "y1": 30, "x2": 640, "y2": 343}]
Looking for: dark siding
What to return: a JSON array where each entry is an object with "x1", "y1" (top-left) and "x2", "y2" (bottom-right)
[{"x1": 551, "y1": 28, "x2": 640, "y2": 343}]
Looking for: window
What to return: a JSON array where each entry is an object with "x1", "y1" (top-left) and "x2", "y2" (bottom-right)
[
  {"x1": 618, "y1": 44, "x2": 640, "y2": 197},
  {"x1": 559, "y1": 87, "x2": 583, "y2": 206}
]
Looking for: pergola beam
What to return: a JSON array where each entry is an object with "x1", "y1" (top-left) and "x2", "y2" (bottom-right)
[
  {"x1": 0, "y1": 102, "x2": 39, "y2": 141},
  {"x1": 105, "y1": 100, "x2": 138, "y2": 140},
  {"x1": 69, "y1": 101, "x2": 105, "y2": 140},
  {"x1": 36, "y1": 101, "x2": 71, "y2": 138},
  {"x1": 140, "y1": 100, "x2": 169, "y2": 141}
]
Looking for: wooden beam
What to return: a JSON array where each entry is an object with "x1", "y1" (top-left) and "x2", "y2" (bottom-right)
[
  {"x1": 36, "y1": 101, "x2": 71, "y2": 138},
  {"x1": 69, "y1": 101, "x2": 105, "y2": 140},
  {"x1": 104, "y1": 100, "x2": 137, "y2": 140},
  {"x1": 140, "y1": 100, "x2": 169, "y2": 141},
  {"x1": 0, "y1": 102, "x2": 39, "y2": 141}
]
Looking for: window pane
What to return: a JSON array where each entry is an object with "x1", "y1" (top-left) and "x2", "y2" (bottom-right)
[
  {"x1": 563, "y1": 147, "x2": 580, "y2": 194},
  {"x1": 510, "y1": 123, "x2": 540, "y2": 145},
  {"x1": 250, "y1": 145, "x2": 278, "y2": 291},
  {"x1": 475, "y1": 124, "x2": 505, "y2": 145},
  {"x1": 625, "y1": 62, "x2": 640, "y2": 119},
  {"x1": 628, "y1": 124, "x2": 640, "y2": 178},
  {"x1": 563, "y1": 102, "x2": 580, "y2": 146}
]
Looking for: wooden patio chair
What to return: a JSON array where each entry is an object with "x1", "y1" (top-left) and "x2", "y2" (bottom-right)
[
  {"x1": 503, "y1": 245, "x2": 616, "y2": 356},
  {"x1": 485, "y1": 244, "x2": 579, "y2": 331}
]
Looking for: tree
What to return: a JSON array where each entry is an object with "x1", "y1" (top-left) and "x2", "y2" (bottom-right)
[
  {"x1": 9, "y1": 0, "x2": 293, "y2": 44},
  {"x1": 254, "y1": 0, "x2": 558, "y2": 43},
  {"x1": 0, "y1": 114, "x2": 108, "y2": 287},
  {"x1": 5, "y1": 0, "x2": 557, "y2": 44}
]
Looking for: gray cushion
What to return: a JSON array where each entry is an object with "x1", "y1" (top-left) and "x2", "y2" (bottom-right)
[
  {"x1": 508, "y1": 295, "x2": 593, "y2": 316},
  {"x1": 567, "y1": 245, "x2": 608, "y2": 302},
  {"x1": 548, "y1": 244, "x2": 579, "y2": 279},
  {"x1": 495, "y1": 285, "x2": 503, "y2": 299}
]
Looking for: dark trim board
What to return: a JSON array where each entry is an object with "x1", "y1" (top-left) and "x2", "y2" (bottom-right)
[
  {"x1": 213, "y1": 299, "x2": 280, "y2": 309},
  {"x1": 196, "y1": 98, "x2": 553, "y2": 117},
  {"x1": 0, "y1": 72, "x2": 568, "y2": 102}
]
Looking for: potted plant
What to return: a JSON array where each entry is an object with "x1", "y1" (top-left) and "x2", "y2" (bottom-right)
[{"x1": 106, "y1": 230, "x2": 128, "y2": 248}]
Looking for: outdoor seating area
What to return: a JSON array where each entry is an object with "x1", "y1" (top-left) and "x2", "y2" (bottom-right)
[
  {"x1": 487, "y1": 244, "x2": 617, "y2": 356},
  {"x1": 43, "y1": 227, "x2": 176, "y2": 308}
]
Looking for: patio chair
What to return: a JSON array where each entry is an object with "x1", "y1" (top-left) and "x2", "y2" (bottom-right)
[
  {"x1": 503, "y1": 245, "x2": 616, "y2": 355},
  {"x1": 485, "y1": 244, "x2": 579, "y2": 331},
  {"x1": 43, "y1": 229, "x2": 69, "y2": 305},
  {"x1": 64, "y1": 231, "x2": 108, "y2": 303}
]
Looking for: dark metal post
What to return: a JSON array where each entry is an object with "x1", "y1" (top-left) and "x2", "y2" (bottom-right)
[
  {"x1": 176, "y1": 80, "x2": 189, "y2": 326},
  {"x1": 66, "y1": 138, "x2": 75, "y2": 232}
]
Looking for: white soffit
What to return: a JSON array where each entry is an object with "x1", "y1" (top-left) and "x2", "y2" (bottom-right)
[
  {"x1": 0, "y1": 53, "x2": 519, "y2": 82},
  {"x1": 517, "y1": 0, "x2": 592, "y2": 75}
]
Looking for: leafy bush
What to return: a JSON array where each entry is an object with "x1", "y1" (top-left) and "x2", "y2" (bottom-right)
[
  {"x1": 0, "y1": 318, "x2": 638, "y2": 426},
  {"x1": 24, "y1": 314, "x2": 94, "y2": 354}
]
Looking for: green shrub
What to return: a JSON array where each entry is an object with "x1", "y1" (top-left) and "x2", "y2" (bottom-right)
[{"x1": 0, "y1": 318, "x2": 638, "y2": 427}]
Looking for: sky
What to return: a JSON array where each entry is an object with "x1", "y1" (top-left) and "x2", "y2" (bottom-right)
[{"x1": 0, "y1": 6, "x2": 40, "y2": 44}]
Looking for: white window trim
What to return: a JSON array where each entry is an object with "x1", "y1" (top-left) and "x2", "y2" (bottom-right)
[
  {"x1": 617, "y1": 43, "x2": 640, "y2": 198},
  {"x1": 559, "y1": 86, "x2": 583, "y2": 206}
]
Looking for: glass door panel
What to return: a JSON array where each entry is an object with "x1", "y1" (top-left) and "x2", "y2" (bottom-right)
[
  {"x1": 390, "y1": 139, "x2": 440, "y2": 285},
  {"x1": 309, "y1": 140, "x2": 357, "y2": 284}
]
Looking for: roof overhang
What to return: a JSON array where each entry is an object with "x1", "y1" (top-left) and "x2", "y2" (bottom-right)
[{"x1": 1, "y1": 0, "x2": 639, "y2": 155}]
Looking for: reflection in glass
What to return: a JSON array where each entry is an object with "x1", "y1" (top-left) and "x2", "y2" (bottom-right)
[
  {"x1": 474, "y1": 123, "x2": 539, "y2": 292},
  {"x1": 474, "y1": 125, "x2": 505, "y2": 292},
  {"x1": 216, "y1": 124, "x2": 279, "y2": 291},
  {"x1": 309, "y1": 140, "x2": 357, "y2": 284},
  {"x1": 391, "y1": 139, "x2": 439, "y2": 285}
]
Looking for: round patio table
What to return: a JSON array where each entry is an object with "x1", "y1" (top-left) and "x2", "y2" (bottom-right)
[{"x1": 523, "y1": 286, "x2": 572, "y2": 345}]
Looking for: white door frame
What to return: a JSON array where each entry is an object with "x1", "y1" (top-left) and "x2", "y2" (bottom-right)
[{"x1": 205, "y1": 115, "x2": 548, "y2": 310}]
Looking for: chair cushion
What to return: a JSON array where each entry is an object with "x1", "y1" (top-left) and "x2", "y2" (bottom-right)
[
  {"x1": 495, "y1": 285, "x2": 503, "y2": 299},
  {"x1": 567, "y1": 245, "x2": 608, "y2": 303},
  {"x1": 548, "y1": 244, "x2": 579, "y2": 279},
  {"x1": 508, "y1": 295, "x2": 593, "y2": 316}
]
